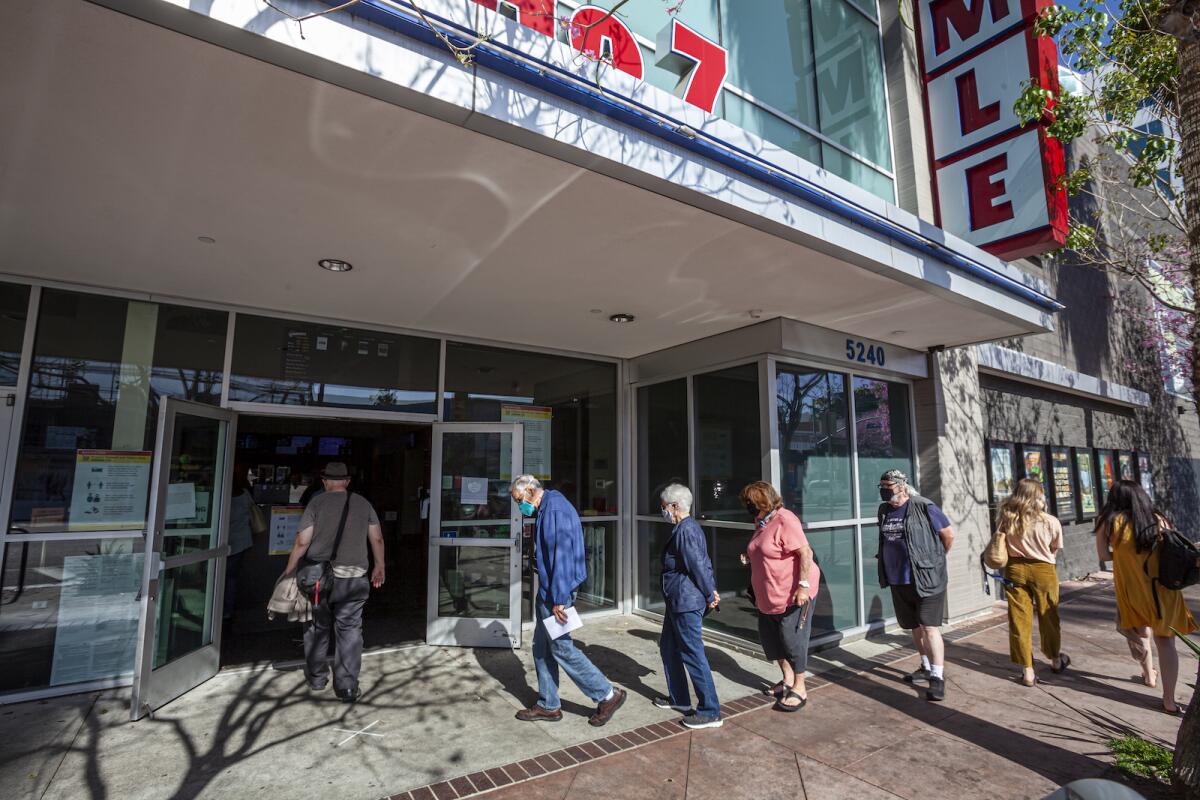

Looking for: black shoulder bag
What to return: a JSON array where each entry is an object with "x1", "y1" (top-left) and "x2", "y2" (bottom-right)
[{"x1": 295, "y1": 492, "x2": 352, "y2": 607}]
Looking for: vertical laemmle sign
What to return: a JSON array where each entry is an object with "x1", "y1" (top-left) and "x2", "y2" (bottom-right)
[{"x1": 914, "y1": 0, "x2": 1068, "y2": 261}]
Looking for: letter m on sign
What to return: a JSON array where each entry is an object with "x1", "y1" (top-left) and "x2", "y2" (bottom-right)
[{"x1": 926, "y1": 0, "x2": 1014, "y2": 58}]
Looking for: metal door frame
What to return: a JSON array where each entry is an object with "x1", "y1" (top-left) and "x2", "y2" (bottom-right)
[
  {"x1": 130, "y1": 398, "x2": 236, "y2": 719},
  {"x1": 425, "y1": 422, "x2": 523, "y2": 648}
]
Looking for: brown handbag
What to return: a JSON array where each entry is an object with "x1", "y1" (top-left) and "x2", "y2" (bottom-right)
[{"x1": 983, "y1": 529, "x2": 1009, "y2": 570}]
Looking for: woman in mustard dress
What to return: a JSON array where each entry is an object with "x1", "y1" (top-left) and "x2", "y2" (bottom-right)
[{"x1": 1095, "y1": 480, "x2": 1198, "y2": 714}]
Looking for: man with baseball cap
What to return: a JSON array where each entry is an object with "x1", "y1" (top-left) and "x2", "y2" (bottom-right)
[
  {"x1": 282, "y1": 462, "x2": 385, "y2": 703},
  {"x1": 876, "y1": 469, "x2": 955, "y2": 701}
]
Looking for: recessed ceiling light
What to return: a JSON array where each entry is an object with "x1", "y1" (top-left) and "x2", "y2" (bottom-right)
[
  {"x1": 319, "y1": 258, "x2": 353, "y2": 273},
  {"x1": 589, "y1": 308, "x2": 603, "y2": 314},
  {"x1": 197, "y1": 235, "x2": 216, "y2": 244},
  {"x1": 609, "y1": 313, "x2": 635, "y2": 324},
  {"x1": 890, "y1": 329, "x2": 907, "y2": 335}
]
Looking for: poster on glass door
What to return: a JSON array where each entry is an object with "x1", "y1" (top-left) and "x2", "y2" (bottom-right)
[{"x1": 501, "y1": 404, "x2": 552, "y2": 480}]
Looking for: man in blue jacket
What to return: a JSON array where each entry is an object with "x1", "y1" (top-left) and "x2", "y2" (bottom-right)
[{"x1": 510, "y1": 474, "x2": 627, "y2": 725}]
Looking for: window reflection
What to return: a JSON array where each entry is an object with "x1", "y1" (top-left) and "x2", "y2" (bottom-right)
[
  {"x1": 637, "y1": 379, "x2": 689, "y2": 515},
  {"x1": 854, "y1": 377, "x2": 913, "y2": 517},
  {"x1": 693, "y1": 364, "x2": 761, "y2": 521},
  {"x1": 229, "y1": 315, "x2": 438, "y2": 412},
  {"x1": 11, "y1": 290, "x2": 227, "y2": 532},
  {"x1": 777, "y1": 369, "x2": 852, "y2": 521},
  {"x1": 0, "y1": 282, "x2": 30, "y2": 386}
]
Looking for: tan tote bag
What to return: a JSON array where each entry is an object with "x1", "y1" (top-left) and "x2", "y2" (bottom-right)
[{"x1": 983, "y1": 529, "x2": 1009, "y2": 570}]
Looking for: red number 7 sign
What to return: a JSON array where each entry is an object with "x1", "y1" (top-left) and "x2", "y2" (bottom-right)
[{"x1": 654, "y1": 18, "x2": 728, "y2": 114}]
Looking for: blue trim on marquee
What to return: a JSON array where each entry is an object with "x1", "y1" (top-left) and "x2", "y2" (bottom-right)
[{"x1": 340, "y1": 0, "x2": 1064, "y2": 313}]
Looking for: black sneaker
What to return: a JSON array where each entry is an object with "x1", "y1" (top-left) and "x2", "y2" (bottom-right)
[
  {"x1": 903, "y1": 666, "x2": 931, "y2": 687},
  {"x1": 926, "y1": 677, "x2": 945, "y2": 701},
  {"x1": 652, "y1": 696, "x2": 694, "y2": 713},
  {"x1": 681, "y1": 713, "x2": 723, "y2": 729},
  {"x1": 336, "y1": 687, "x2": 362, "y2": 704}
]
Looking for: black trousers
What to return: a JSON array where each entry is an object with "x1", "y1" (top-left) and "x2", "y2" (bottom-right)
[{"x1": 303, "y1": 576, "x2": 370, "y2": 693}]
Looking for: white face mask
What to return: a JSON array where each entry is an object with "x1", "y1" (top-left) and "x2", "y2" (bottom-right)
[{"x1": 662, "y1": 506, "x2": 675, "y2": 523}]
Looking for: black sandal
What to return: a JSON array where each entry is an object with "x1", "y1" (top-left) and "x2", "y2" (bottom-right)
[
  {"x1": 773, "y1": 689, "x2": 807, "y2": 712},
  {"x1": 1051, "y1": 653, "x2": 1071, "y2": 674}
]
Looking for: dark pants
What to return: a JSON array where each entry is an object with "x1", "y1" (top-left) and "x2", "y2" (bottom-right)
[
  {"x1": 660, "y1": 609, "x2": 720, "y2": 717},
  {"x1": 304, "y1": 576, "x2": 370, "y2": 693},
  {"x1": 222, "y1": 552, "x2": 244, "y2": 621}
]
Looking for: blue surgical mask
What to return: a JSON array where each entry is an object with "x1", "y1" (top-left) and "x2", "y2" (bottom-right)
[
  {"x1": 518, "y1": 500, "x2": 536, "y2": 517},
  {"x1": 661, "y1": 506, "x2": 675, "y2": 523}
]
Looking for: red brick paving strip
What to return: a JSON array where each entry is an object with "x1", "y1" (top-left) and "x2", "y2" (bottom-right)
[{"x1": 390, "y1": 588, "x2": 1121, "y2": 800}]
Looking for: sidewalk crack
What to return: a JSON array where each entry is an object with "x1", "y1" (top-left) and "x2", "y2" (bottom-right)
[{"x1": 38, "y1": 692, "x2": 100, "y2": 800}]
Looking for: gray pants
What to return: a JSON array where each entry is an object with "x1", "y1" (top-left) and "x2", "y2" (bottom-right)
[{"x1": 304, "y1": 576, "x2": 370, "y2": 694}]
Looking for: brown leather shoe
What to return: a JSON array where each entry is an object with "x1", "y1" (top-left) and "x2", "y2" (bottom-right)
[
  {"x1": 515, "y1": 705, "x2": 562, "y2": 722},
  {"x1": 588, "y1": 687, "x2": 627, "y2": 727}
]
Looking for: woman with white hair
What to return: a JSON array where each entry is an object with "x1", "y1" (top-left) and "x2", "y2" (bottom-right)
[{"x1": 655, "y1": 483, "x2": 723, "y2": 729}]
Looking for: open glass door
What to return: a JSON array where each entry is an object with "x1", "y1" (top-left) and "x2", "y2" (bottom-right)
[
  {"x1": 426, "y1": 423, "x2": 523, "y2": 648},
  {"x1": 131, "y1": 398, "x2": 235, "y2": 719}
]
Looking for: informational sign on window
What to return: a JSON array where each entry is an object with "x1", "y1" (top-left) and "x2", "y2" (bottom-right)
[
  {"x1": 501, "y1": 404, "x2": 552, "y2": 480},
  {"x1": 67, "y1": 450, "x2": 152, "y2": 531},
  {"x1": 165, "y1": 482, "x2": 197, "y2": 520},
  {"x1": 50, "y1": 552, "x2": 143, "y2": 686},
  {"x1": 268, "y1": 505, "x2": 305, "y2": 555},
  {"x1": 460, "y1": 476, "x2": 489, "y2": 506}
]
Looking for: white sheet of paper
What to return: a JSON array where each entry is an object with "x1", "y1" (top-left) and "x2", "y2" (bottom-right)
[
  {"x1": 460, "y1": 476, "x2": 489, "y2": 506},
  {"x1": 165, "y1": 482, "x2": 197, "y2": 520},
  {"x1": 541, "y1": 606, "x2": 583, "y2": 640}
]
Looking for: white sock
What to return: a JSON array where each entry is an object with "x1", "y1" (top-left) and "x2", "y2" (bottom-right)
[
  {"x1": 929, "y1": 664, "x2": 944, "y2": 679},
  {"x1": 602, "y1": 687, "x2": 614, "y2": 702},
  {"x1": 921, "y1": 655, "x2": 931, "y2": 671}
]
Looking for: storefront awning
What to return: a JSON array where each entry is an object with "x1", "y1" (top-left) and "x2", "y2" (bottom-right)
[{"x1": 0, "y1": 0, "x2": 1058, "y2": 359}]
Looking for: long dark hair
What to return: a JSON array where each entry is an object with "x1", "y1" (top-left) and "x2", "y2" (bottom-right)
[{"x1": 1095, "y1": 479, "x2": 1160, "y2": 553}]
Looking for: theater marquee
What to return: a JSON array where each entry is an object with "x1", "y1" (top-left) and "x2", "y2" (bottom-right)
[{"x1": 914, "y1": 0, "x2": 1068, "y2": 261}]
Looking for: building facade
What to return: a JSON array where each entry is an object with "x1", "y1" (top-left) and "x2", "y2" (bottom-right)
[{"x1": 2, "y1": 0, "x2": 1184, "y2": 715}]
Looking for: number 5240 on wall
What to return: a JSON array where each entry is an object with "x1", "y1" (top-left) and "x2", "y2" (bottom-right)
[{"x1": 846, "y1": 339, "x2": 886, "y2": 366}]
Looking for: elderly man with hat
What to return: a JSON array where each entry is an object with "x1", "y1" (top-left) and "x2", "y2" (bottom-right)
[
  {"x1": 282, "y1": 462, "x2": 385, "y2": 703},
  {"x1": 876, "y1": 469, "x2": 955, "y2": 701}
]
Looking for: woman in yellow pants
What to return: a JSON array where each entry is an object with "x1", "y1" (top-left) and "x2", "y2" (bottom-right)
[{"x1": 999, "y1": 478, "x2": 1067, "y2": 686}]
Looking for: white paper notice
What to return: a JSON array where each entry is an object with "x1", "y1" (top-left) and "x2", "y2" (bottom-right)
[
  {"x1": 49, "y1": 552, "x2": 143, "y2": 686},
  {"x1": 460, "y1": 476, "x2": 489, "y2": 506},
  {"x1": 165, "y1": 482, "x2": 198, "y2": 520},
  {"x1": 268, "y1": 506, "x2": 304, "y2": 555},
  {"x1": 542, "y1": 606, "x2": 583, "y2": 640}
]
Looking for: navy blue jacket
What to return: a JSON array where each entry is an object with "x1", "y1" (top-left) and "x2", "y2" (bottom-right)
[
  {"x1": 660, "y1": 516, "x2": 718, "y2": 613},
  {"x1": 534, "y1": 490, "x2": 588, "y2": 607}
]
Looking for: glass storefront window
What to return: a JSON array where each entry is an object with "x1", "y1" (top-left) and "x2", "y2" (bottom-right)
[
  {"x1": 1, "y1": 282, "x2": 31, "y2": 386},
  {"x1": 810, "y1": 0, "x2": 892, "y2": 172},
  {"x1": 693, "y1": 364, "x2": 761, "y2": 521},
  {"x1": 636, "y1": 519, "x2": 672, "y2": 614},
  {"x1": 444, "y1": 342, "x2": 618, "y2": 516},
  {"x1": 11, "y1": 290, "x2": 228, "y2": 532},
  {"x1": 860, "y1": 524, "x2": 894, "y2": 624},
  {"x1": 637, "y1": 379, "x2": 688, "y2": 516},
  {"x1": 777, "y1": 368, "x2": 852, "y2": 522},
  {"x1": 807, "y1": 525, "x2": 857, "y2": 635},
  {"x1": 701, "y1": 524, "x2": 757, "y2": 641},
  {"x1": 229, "y1": 315, "x2": 438, "y2": 413},
  {"x1": 822, "y1": 145, "x2": 895, "y2": 202},
  {"x1": 577, "y1": 520, "x2": 617, "y2": 611},
  {"x1": 724, "y1": 91, "x2": 823, "y2": 166},
  {"x1": 720, "y1": 0, "x2": 819, "y2": 131},
  {"x1": 0, "y1": 537, "x2": 142, "y2": 692},
  {"x1": 854, "y1": 376, "x2": 913, "y2": 517}
]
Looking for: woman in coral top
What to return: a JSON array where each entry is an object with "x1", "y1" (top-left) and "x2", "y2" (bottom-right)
[
  {"x1": 740, "y1": 481, "x2": 820, "y2": 712},
  {"x1": 1095, "y1": 480, "x2": 1198, "y2": 714}
]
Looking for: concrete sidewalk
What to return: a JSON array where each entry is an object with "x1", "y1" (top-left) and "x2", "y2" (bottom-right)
[
  {"x1": 448, "y1": 580, "x2": 1197, "y2": 800},
  {"x1": 1, "y1": 580, "x2": 1194, "y2": 800}
]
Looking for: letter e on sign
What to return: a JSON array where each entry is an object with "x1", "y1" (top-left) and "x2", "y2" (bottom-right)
[
  {"x1": 654, "y1": 19, "x2": 727, "y2": 114},
  {"x1": 965, "y1": 154, "x2": 1014, "y2": 230}
]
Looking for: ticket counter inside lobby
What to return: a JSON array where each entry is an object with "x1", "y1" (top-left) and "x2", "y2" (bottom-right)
[{"x1": 219, "y1": 415, "x2": 432, "y2": 666}]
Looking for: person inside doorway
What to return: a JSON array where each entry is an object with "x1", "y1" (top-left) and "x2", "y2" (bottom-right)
[
  {"x1": 876, "y1": 469, "x2": 954, "y2": 701},
  {"x1": 282, "y1": 462, "x2": 385, "y2": 703},
  {"x1": 224, "y1": 469, "x2": 255, "y2": 623},
  {"x1": 510, "y1": 474, "x2": 627, "y2": 726}
]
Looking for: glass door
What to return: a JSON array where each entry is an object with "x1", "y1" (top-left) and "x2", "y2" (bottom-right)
[
  {"x1": 426, "y1": 423, "x2": 523, "y2": 648},
  {"x1": 131, "y1": 398, "x2": 235, "y2": 719}
]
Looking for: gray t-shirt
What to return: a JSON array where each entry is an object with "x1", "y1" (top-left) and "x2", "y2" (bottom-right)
[{"x1": 299, "y1": 491, "x2": 378, "y2": 571}]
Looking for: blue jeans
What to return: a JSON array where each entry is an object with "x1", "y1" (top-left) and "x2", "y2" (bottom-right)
[
  {"x1": 532, "y1": 598, "x2": 612, "y2": 710},
  {"x1": 660, "y1": 608, "x2": 720, "y2": 717}
]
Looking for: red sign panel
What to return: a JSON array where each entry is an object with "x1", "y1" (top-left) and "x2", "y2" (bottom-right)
[
  {"x1": 469, "y1": 1, "x2": 727, "y2": 114},
  {"x1": 914, "y1": 0, "x2": 1067, "y2": 260}
]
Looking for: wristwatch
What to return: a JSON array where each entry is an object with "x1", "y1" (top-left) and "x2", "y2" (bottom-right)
[{"x1": 798, "y1": 580, "x2": 810, "y2": 589}]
